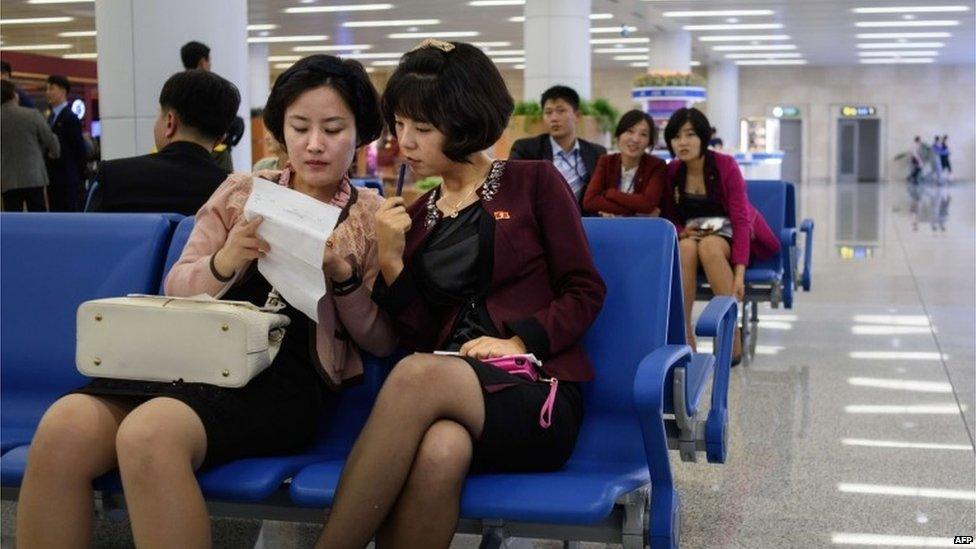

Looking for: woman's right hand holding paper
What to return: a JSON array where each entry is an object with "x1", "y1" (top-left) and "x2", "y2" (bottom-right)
[{"x1": 213, "y1": 216, "x2": 270, "y2": 279}]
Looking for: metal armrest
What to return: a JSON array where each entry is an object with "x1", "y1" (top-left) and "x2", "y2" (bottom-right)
[{"x1": 800, "y1": 218, "x2": 814, "y2": 291}]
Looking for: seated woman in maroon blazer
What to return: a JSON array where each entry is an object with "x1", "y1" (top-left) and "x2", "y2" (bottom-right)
[
  {"x1": 660, "y1": 107, "x2": 779, "y2": 363},
  {"x1": 314, "y1": 40, "x2": 606, "y2": 548},
  {"x1": 583, "y1": 109, "x2": 667, "y2": 217}
]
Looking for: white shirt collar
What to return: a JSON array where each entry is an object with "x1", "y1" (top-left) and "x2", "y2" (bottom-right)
[{"x1": 550, "y1": 135, "x2": 579, "y2": 158}]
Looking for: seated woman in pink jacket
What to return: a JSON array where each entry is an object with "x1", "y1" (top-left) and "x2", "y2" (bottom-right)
[
  {"x1": 16, "y1": 55, "x2": 396, "y2": 548},
  {"x1": 583, "y1": 109, "x2": 667, "y2": 217},
  {"x1": 660, "y1": 107, "x2": 779, "y2": 363}
]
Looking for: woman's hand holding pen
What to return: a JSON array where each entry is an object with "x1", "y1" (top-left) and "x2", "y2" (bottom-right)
[
  {"x1": 213, "y1": 216, "x2": 270, "y2": 279},
  {"x1": 375, "y1": 197, "x2": 411, "y2": 283}
]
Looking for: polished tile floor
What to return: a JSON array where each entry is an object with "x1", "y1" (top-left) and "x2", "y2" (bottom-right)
[
  {"x1": 2, "y1": 181, "x2": 972, "y2": 549},
  {"x1": 674, "y1": 179, "x2": 975, "y2": 548}
]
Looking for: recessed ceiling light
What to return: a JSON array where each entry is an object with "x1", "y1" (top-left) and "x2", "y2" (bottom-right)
[
  {"x1": 860, "y1": 57, "x2": 935, "y2": 63},
  {"x1": 857, "y1": 41, "x2": 945, "y2": 48},
  {"x1": 663, "y1": 10, "x2": 775, "y2": 17},
  {"x1": 590, "y1": 13, "x2": 614, "y2": 20},
  {"x1": 734, "y1": 59, "x2": 807, "y2": 65},
  {"x1": 684, "y1": 23, "x2": 783, "y2": 31},
  {"x1": 593, "y1": 47, "x2": 650, "y2": 53},
  {"x1": 371, "y1": 60, "x2": 401, "y2": 66},
  {"x1": 492, "y1": 57, "x2": 525, "y2": 63},
  {"x1": 291, "y1": 44, "x2": 373, "y2": 52},
  {"x1": 273, "y1": 62, "x2": 295, "y2": 69},
  {"x1": 724, "y1": 52, "x2": 803, "y2": 59},
  {"x1": 471, "y1": 41, "x2": 511, "y2": 47},
  {"x1": 690, "y1": 60, "x2": 701, "y2": 66},
  {"x1": 699, "y1": 34, "x2": 790, "y2": 42},
  {"x1": 63, "y1": 53, "x2": 97, "y2": 59},
  {"x1": 853, "y1": 5, "x2": 971, "y2": 13},
  {"x1": 1, "y1": 43, "x2": 73, "y2": 50},
  {"x1": 903, "y1": 14, "x2": 917, "y2": 19},
  {"x1": 343, "y1": 19, "x2": 441, "y2": 27},
  {"x1": 247, "y1": 35, "x2": 328, "y2": 43},
  {"x1": 285, "y1": 4, "x2": 393, "y2": 13},
  {"x1": 247, "y1": 24, "x2": 278, "y2": 31},
  {"x1": 27, "y1": 0, "x2": 91, "y2": 3},
  {"x1": 628, "y1": 61, "x2": 649, "y2": 67},
  {"x1": 508, "y1": 16, "x2": 525, "y2": 22},
  {"x1": 591, "y1": 26, "x2": 638, "y2": 34},
  {"x1": 590, "y1": 37, "x2": 651, "y2": 44},
  {"x1": 484, "y1": 49, "x2": 525, "y2": 56},
  {"x1": 857, "y1": 32, "x2": 952, "y2": 38},
  {"x1": 467, "y1": 0, "x2": 524, "y2": 5},
  {"x1": 613, "y1": 55, "x2": 649, "y2": 61},
  {"x1": 58, "y1": 30, "x2": 96, "y2": 37},
  {"x1": 268, "y1": 55, "x2": 302, "y2": 62},
  {"x1": 337, "y1": 52, "x2": 405, "y2": 59},
  {"x1": 712, "y1": 44, "x2": 797, "y2": 51},
  {"x1": 406, "y1": 26, "x2": 418, "y2": 32},
  {"x1": 259, "y1": 31, "x2": 270, "y2": 37},
  {"x1": 513, "y1": 64, "x2": 524, "y2": 69},
  {"x1": 855, "y1": 20, "x2": 960, "y2": 27},
  {"x1": 726, "y1": 17, "x2": 740, "y2": 23},
  {"x1": 387, "y1": 31, "x2": 479, "y2": 39},
  {"x1": 0, "y1": 16, "x2": 74, "y2": 24},
  {"x1": 858, "y1": 50, "x2": 939, "y2": 56}
]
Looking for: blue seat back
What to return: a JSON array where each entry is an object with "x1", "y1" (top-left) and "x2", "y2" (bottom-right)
[
  {"x1": 574, "y1": 218, "x2": 680, "y2": 462},
  {"x1": 0, "y1": 213, "x2": 172, "y2": 396},
  {"x1": 161, "y1": 216, "x2": 197, "y2": 287},
  {"x1": 350, "y1": 178, "x2": 384, "y2": 197},
  {"x1": 745, "y1": 180, "x2": 787, "y2": 272}
]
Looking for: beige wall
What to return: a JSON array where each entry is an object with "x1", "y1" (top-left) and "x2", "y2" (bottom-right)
[{"x1": 735, "y1": 64, "x2": 975, "y2": 183}]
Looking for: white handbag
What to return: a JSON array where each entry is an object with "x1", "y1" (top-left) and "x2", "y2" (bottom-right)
[{"x1": 76, "y1": 293, "x2": 291, "y2": 388}]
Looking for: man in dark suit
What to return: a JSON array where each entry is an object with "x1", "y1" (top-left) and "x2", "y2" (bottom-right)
[
  {"x1": 1, "y1": 61, "x2": 35, "y2": 108},
  {"x1": 87, "y1": 70, "x2": 240, "y2": 216},
  {"x1": 509, "y1": 85, "x2": 607, "y2": 214},
  {"x1": 44, "y1": 75, "x2": 88, "y2": 211}
]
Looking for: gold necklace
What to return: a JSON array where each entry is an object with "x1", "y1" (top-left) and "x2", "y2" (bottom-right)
[{"x1": 441, "y1": 183, "x2": 482, "y2": 218}]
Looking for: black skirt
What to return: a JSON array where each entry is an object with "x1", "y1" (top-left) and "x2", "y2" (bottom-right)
[
  {"x1": 462, "y1": 357, "x2": 583, "y2": 473},
  {"x1": 72, "y1": 267, "x2": 328, "y2": 469}
]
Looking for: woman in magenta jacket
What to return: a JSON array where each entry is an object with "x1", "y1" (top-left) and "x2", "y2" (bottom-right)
[{"x1": 660, "y1": 108, "x2": 779, "y2": 361}]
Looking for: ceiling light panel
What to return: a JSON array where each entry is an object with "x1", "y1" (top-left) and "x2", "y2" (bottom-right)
[
  {"x1": 699, "y1": 34, "x2": 790, "y2": 42},
  {"x1": 683, "y1": 23, "x2": 784, "y2": 31},
  {"x1": 247, "y1": 35, "x2": 328, "y2": 43},
  {"x1": 343, "y1": 19, "x2": 441, "y2": 28},
  {"x1": 855, "y1": 20, "x2": 960, "y2": 27},
  {"x1": 853, "y1": 5, "x2": 970, "y2": 14},
  {"x1": 285, "y1": 4, "x2": 394, "y2": 14},
  {"x1": 664, "y1": 10, "x2": 774, "y2": 17}
]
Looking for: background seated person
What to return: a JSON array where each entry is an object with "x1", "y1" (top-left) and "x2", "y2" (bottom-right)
[
  {"x1": 660, "y1": 107, "x2": 779, "y2": 363},
  {"x1": 583, "y1": 109, "x2": 666, "y2": 217},
  {"x1": 87, "y1": 70, "x2": 238, "y2": 216}
]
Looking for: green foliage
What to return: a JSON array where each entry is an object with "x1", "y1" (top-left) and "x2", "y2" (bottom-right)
[
  {"x1": 415, "y1": 176, "x2": 443, "y2": 192},
  {"x1": 633, "y1": 72, "x2": 706, "y2": 87},
  {"x1": 512, "y1": 98, "x2": 619, "y2": 134}
]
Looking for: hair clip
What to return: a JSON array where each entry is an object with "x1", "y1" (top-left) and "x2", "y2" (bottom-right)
[{"x1": 410, "y1": 38, "x2": 455, "y2": 53}]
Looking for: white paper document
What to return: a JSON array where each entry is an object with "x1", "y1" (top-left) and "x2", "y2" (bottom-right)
[{"x1": 243, "y1": 178, "x2": 342, "y2": 322}]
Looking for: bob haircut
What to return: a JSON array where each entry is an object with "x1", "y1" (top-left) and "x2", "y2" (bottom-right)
[
  {"x1": 614, "y1": 109, "x2": 656, "y2": 144},
  {"x1": 663, "y1": 107, "x2": 711, "y2": 158},
  {"x1": 263, "y1": 55, "x2": 383, "y2": 148},
  {"x1": 381, "y1": 41, "x2": 514, "y2": 163}
]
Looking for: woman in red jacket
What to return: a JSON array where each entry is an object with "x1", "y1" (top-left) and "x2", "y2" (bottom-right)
[
  {"x1": 315, "y1": 41, "x2": 606, "y2": 548},
  {"x1": 661, "y1": 108, "x2": 780, "y2": 362},
  {"x1": 583, "y1": 109, "x2": 667, "y2": 216}
]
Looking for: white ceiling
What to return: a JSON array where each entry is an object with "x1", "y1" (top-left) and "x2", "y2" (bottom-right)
[{"x1": 1, "y1": 0, "x2": 974, "y2": 71}]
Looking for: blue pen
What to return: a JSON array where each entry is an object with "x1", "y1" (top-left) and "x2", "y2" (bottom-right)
[{"x1": 395, "y1": 163, "x2": 407, "y2": 197}]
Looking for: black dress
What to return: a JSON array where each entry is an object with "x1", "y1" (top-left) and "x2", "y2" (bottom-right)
[
  {"x1": 72, "y1": 266, "x2": 329, "y2": 468},
  {"x1": 416, "y1": 202, "x2": 584, "y2": 473}
]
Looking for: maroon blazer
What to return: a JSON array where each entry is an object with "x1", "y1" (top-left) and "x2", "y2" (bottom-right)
[
  {"x1": 661, "y1": 150, "x2": 780, "y2": 266},
  {"x1": 373, "y1": 160, "x2": 606, "y2": 382},
  {"x1": 582, "y1": 152, "x2": 667, "y2": 216}
]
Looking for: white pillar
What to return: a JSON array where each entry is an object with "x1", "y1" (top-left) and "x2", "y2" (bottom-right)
[
  {"x1": 649, "y1": 30, "x2": 691, "y2": 74},
  {"x1": 523, "y1": 0, "x2": 591, "y2": 102},
  {"x1": 95, "y1": 0, "x2": 250, "y2": 170},
  {"x1": 705, "y1": 62, "x2": 739, "y2": 150},
  {"x1": 248, "y1": 43, "x2": 270, "y2": 112}
]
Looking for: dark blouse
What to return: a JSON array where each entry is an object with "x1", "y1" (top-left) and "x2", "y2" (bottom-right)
[{"x1": 417, "y1": 202, "x2": 499, "y2": 351}]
